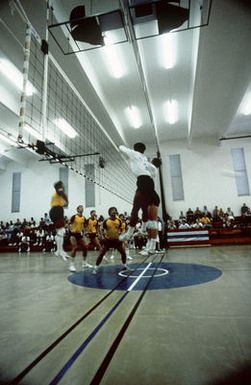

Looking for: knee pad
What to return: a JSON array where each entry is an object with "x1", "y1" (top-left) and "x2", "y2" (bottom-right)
[
  {"x1": 147, "y1": 220, "x2": 158, "y2": 230},
  {"x1": 56, "y1": 227, "x2": 65, "y2": 237}
]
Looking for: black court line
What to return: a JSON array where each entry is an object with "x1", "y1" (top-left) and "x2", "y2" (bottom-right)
[
  {"x1": 7, "y1": 254, "x2": 153, "y2": 385},
  {"x1": 48, "y1": 253, "x2": 164, "y2": 385},
  {"x1": 89, "y1": 253, "x2": 166, "y2": 385}
]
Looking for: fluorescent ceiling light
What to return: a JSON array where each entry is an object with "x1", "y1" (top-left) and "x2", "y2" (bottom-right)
[
  {"x1": 164, "y1": 100, "x2": 178, "y2": 124},
  {"x1": 54, "y1": 118, "x2": 78, "y2": 139},
  {"x1": 125, "y1": 105, "x2": 142, "y2": 129},
  {"x1": 0, "y1": 132, "x2": 18, "y2": 146},
  {"x1": 102, "y1": 42, "x2": 125, "y2": 79},
  {"x1": 160, "y1": 33, "x2": 176, "y2": 69},
  {"x1": 240, "y1": 92, "x2": 251, "y2": 115},
  {"x1": 0, "y1": 59, "x2": 34, "y2": 96}
]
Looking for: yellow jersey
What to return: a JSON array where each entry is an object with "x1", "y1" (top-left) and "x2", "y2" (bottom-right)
[
  {"x1": 50, "y1": 192, "x2": 67, "y2": 208},
  {"x1": 70, "y1": 214, "x2": 86, "y2": 234},
  {"x1": 103, "y1": 217, "x2": 122, "y2": 240},
  {"x1": 86, "y1": 218, "x2": 98, "y2": 234}
]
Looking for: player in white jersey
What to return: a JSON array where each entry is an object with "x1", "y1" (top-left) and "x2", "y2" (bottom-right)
[{"x1": 119, "y1": 143, "x2": 161, "y2": 253}]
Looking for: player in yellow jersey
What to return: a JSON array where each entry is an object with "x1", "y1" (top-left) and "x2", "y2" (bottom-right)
[
  {"x1": 68, "y1": 205, "x2": 92, "y2": 272},
  {"x1": 92, "y1": 207, "x2": 128, "y2": 274},
  {"x1": 86, "y1": 210, "x2": 101, "y2": 251},
  {"x1": 49, "y1": 181, "x2": 69, "y2": 261}
]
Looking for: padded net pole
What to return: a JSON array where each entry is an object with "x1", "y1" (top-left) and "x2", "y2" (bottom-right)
[
  {"x1": 41, "y1": 1, "x2": 50, "y2": 142},
  {"x1": 18, "y1": 24, "x2": 32, "y2": 143}
]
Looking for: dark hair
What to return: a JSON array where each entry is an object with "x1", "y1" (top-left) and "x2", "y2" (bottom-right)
[
  {"x1": 108, "y1": 207, "x2": 117, "y2": 216},
  {"x1": 152, "y1": 157, "x2": 162, "y2": 168},
  {"x1": 54, "y1": 181, "x2": 64, "y2": 190},
  {"x1": 133, "y1": 142, "x2": 146, "y2": 153}
]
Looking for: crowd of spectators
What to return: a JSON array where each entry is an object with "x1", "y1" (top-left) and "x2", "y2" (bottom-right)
[
  {"x1": 166, "y1": 203, "x2": 251, "y2": 230},
  {"x1": 0, "y1": 203, "x2": 250, "y2": 252}
]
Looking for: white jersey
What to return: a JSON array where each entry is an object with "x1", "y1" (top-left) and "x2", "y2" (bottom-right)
[{"x1": 119, "y1": 145, "x2": 157, "y2": 178}]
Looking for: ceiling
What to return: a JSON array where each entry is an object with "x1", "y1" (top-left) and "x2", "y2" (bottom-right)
[{"x1": 0, "y1": 0, "x2": 251, "y2": 167}]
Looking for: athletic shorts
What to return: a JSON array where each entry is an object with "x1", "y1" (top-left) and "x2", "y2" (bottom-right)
[
  {"x1": 88, "y1": 233, "x2": 98, "y2": 241},
  {"x1": 70, "y1": 232, "x2": 83, "y2": 241},
  {"x1": 136, "y1": 175, "x2": 160, "y2": 207},
  {"x1": 49, "y1": 206, "x2": 65, "y2": 229}
]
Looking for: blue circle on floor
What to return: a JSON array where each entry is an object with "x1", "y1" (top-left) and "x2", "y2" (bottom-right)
[{"x1": 67, "y1": 262, "x2": 222, "y2": 291}]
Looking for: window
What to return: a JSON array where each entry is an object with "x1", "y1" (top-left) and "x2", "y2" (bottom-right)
[
  {"x1": 11, "y1": 172, "x2": 21, "y2": 212},
  {"x1": 231, "y1": 148, "x2": 250, "y2": 196},
  {"x1": 169, "y1": 154, "x2": 184, "y2": 201},
  {"x1": 85, "y1": 164, "x2": 95, "y2": 207},
  {"x1": 59, "y1": 167, "x2": 69, "y2": 196}
]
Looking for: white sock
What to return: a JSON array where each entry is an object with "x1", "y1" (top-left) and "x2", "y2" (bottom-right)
[
  {"x1": 149, "y1": 238, "x2": 157, "y2": 252},
  {"x1": 127, "y1": 226, "x2": 135, "y2": 237},
  {"x1": 55, "y1": 234, "x2": 63, "y2": 254}
]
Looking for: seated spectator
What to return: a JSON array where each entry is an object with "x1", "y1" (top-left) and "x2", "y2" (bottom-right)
[
  {"x1": 202, "y1": 205, "x2": 212, "y2": 218},
  {"x1": 18, "y1": 232, "x2": 30, "y2": 253},
  {"x1": 0, "y1": 230, "x2": 8, "y2": 246},
  {"x1": 191, "y1": 218, "x2": 203, "y2": 229},
  {"x1": 21, "y1": 218, "x2": 28, "y2": 228},
  {"x1": 30, "y1": 217, "x2": 36, "y2": 227},
  {"x1": 43, "y1": 212, "x2": 51, "y2": 225},
  {"x1": 218, "y1": 208, "x2": 225, "y2": 220},
  {"x1": 200, "y1": 215, "x2": 212, "y2": 228},
  {"x1": 34, "y1": 227, "x2": 45, "y2": 246},
  {"x1": 14, "y1": 218, "x2": 22, "y2": 229},
  {"x1": 43, "y1": 231, "x2": 56, "y2": 252},
  {"x1": 167, "y1": 218, "x2": 176, "y2": 230},
  {"x1": 212, "y1": 205, "x2": 220, "y2": 219},
  {"x1": 186, "y1": 208, "x2": 194, "y2": 223},
  {"x1": 179, "y1": 211, "x2": 186, "y2": 221},
  {"x1": 241, "y1": 203, "x2": 250, "y2": 216},
  {"x1": 179, "y1": 219, "x2": 191, "y2": 230},
  {"x1": 194, "y1": 207, "x2": 202, "y2": 219},
  {"x1": 29, "y1": 228, "x2": 37, "y2": 245},
  {"x1": 226, "y1": 207, "x2": 234, "y2": 220}
]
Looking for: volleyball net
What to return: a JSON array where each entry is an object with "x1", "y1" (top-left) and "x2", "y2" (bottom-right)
[{"x1": 2, "y1": 5, "x2": 136, "y2": 204}]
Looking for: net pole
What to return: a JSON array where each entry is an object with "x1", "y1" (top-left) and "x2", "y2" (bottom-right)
[
  {"x1": 41, "y1": 0, "x2": 50, "y2": 141},
  {"x1": 18, "y1": 24, "x2": 32, "y2": 143}
]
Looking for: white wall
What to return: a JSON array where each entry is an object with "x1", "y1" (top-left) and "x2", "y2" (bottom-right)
[
  {"x1": 0, "y1": 137, "x2": 251, "y2": 223},
  {"x1": 157, "y1": 137, "x2": 251, "y2": 219}
]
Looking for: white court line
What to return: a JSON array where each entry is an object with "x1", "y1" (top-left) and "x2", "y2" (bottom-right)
[{"x1": 127, "y1": 262, "x2": 152, "y2": 292}]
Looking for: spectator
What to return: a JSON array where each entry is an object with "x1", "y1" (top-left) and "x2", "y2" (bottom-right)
[
  {"x1": 200, "y1": 215, "x2": 212, "y2": 228},
  {"x1": 194, "y1": 207, "x2": 202, "y2": 219},
  {"x1": 241, "y1": 203, "x2": 250, "y2": 216},
  {"x1": 186, "y1": 208, "x2": 194, "y2": 223},
  {"x1": 34, "y1": 227, "x2": 45, "y2": 246},
  {"x1": 18, "y1": 232, "x2": 30, "y2": 253},
  {"x1": 202, "y1": 205, "x2": 211, "y2": 218},
  {"x1": 212, "y1": 206, "x2": 220, "y2": 219},
  {"x1": 179, "y1": 219, "x2": 191, "y2": 229},
  {"x1": 226, "y1": 207, "x2": 234, "y2": 220},
  {"x1": 179, "y1": 211, "x2": 186, "y2": 222}
]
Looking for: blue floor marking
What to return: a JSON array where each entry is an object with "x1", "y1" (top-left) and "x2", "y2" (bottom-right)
[
  {"x1": 68, "y1": 262, "x2": 222, "y2": 291},
  {"x1": 49, "y1": 291, "x2": 129, "y2": 385}
]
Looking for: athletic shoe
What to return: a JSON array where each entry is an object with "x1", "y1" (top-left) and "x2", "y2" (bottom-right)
[
  {"x1": 92, "y1": 266, "x2": 98, "y2": 275},
  {"x1": 82, "y1": 262, "x2": 93, "y2": 268},
  {"x1": 69, "y1": 262, "x2": 76, "y2": 272},
  {"x1": 121, "y1": 264, "x2": 129, "y2": 271},
  {"x1": 127, "y1": 255, "x2": 133, "y2": 260},
  {"x1": 61, "y1": 251, "x2": 70, "y2": 259},
  {"x1": 139, "y1": 249, "x2": 149, "y2": 256},
  {"x1": 55, "y1": 251, "x2": 68, "y2": 262}
]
